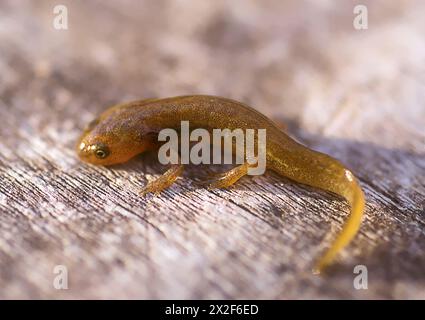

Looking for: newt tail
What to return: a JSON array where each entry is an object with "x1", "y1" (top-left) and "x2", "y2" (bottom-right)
[{"x1": 267, "y1": 140, "x2": 365, "y2": 273}]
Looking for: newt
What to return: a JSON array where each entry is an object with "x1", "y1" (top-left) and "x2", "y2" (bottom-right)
[{"x1": 76, "y1": 95, "x2": 365, "y2": 273}]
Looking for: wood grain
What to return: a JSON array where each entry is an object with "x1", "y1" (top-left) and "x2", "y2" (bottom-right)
[{"x1": 0, "y1": 0, "x2": 424, "y2": 299}]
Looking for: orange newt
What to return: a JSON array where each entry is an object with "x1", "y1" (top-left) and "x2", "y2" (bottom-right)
[{"x1": 77, "y1": 95, "x2": 365, "y2": 273}]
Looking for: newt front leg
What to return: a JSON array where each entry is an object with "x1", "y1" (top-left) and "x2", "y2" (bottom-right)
[{"x1": 141, "y1": 162, "x2": 184, "y2": 195}]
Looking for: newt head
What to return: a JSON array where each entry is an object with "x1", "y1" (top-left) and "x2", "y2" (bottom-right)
[{"x1": 76, "y1": 104, "x2": 153, "y2": 166}]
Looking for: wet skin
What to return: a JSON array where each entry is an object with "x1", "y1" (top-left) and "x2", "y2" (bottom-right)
[{"x1": 77, "y1": 95, "x2": 365, "y2": 273}]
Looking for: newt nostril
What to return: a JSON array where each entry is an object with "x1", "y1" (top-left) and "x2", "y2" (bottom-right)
[{"x1": 77, "y1": 141, "x2": 90, "y2": 159}]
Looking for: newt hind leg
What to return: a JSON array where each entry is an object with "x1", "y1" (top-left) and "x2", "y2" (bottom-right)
[{"x1": 204, "y1": 163, "x2": 250, "y2": 190}]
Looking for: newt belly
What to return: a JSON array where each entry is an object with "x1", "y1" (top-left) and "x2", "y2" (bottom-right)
[{"x1": 77, "y1": 95, "x2": 365, "y2": 273}]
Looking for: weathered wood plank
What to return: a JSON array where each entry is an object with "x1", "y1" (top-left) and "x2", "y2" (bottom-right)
[{"x1": 0, "y1": 0, "x2": 424, "y2": 299}]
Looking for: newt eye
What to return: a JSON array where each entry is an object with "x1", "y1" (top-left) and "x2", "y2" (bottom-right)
[{"x1": 93, "y1": 144, "x2": 110, "y2": 159}]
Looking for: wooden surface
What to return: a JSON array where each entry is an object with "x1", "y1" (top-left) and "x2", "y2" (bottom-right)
[{"x1": 0, "y1": 0, "x2": 424, "y2": 299}]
